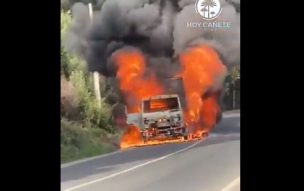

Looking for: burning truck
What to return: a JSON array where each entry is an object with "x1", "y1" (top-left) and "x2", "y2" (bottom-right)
[
  {"x1": 122, "y1": 77, "x2": 189, "y2": 142},
  {"x1": 123, "y1": 76, "x2": 222, "y2": 144},
  {"x1": 113, "y1": 45, "x2": 227, "y2": 148},
  {"x1": 124, "y1": 77, "x2": 189, "y2": 142},
  {"x1": 125, "y1": 94, "x2": 188, "y2": 142},
  {"x1": 64, "y1": 0, "x2": 239, "y2": 148}
]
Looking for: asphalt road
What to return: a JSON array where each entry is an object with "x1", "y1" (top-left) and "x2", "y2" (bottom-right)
[{"x1": 61, "y1": 112, "x2": 240, "y2": 191}]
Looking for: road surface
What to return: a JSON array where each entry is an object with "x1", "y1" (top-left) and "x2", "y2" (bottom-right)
[{"x1": 61, "y1": 112, "x2": 240, "y2": 191}]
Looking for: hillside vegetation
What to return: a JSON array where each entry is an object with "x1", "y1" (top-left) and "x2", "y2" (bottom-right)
[{"x1": 61, "y1": 9, "x2": 119, "y2": 163}]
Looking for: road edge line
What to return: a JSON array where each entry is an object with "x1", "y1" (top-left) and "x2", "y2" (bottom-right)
[
  {"x1": 63, "y1": 139, "x2": 203, "y2": 191},
  {"x1": 220, "y1": 176, "x2": 240, "y2": 191}
]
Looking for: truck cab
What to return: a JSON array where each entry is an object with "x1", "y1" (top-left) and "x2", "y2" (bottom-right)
[{"x1": 126, "y1": 94, "x2": 188, "y2": 142}]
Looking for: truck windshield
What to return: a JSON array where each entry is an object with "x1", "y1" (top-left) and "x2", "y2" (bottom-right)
[{"x1": 143, "y1": 97, "x2": 179, "y2": 113}]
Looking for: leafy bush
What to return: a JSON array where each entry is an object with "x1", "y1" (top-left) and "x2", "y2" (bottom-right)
[
  {"x1": 69, "y1": 70, "x2": 113, "y2": 131},
  {"x1": 61, "y1": 118, "x2": 117, "y2": 163}
]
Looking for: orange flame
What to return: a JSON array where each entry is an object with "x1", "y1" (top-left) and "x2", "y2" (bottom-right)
[
  {"x1": 150, "y1": 99, "x2": 168, "y2": 110},
  {"x1": 120, "y1": 125, "x2": 143, "y2": 149},
  {"x1": 113, "y1": 49, "x2": 163, "y2": 113},
  {"x1": 179, "y1": 45, "x2": 226, "y2": 136},
  {"x1": 120, "y1": 125, "x2": 195, "y2": 149},
  {"x1": 113, "y1": 49, "x2": 165, "y2": 148},
  {"x1": 115, "y1": 45, "x2": 226, "y2": 149}
]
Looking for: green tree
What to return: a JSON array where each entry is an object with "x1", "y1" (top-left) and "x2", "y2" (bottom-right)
[
  {"x1": 61, "y1": 10, "x2": 72, "y2": 78},
  {"x1": 61, "y1": 10, "x2": 72, "y2": 37},
  {"x1": 230, "y1": 65, "x2": 240, "y2": 82},
  {"x1": 61, "y1": 10, "x2": 87, "y2": 78},
  {"x1": 69, "y1": 70, "x2": 112, "y2": 130},
  {"x1": 224, "y1": 65, "x2": 240, "y2": 90}
]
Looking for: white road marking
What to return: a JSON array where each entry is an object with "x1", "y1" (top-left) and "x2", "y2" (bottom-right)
[
  {"x1": 220, "y1": 176, "x2": 240, "y2": 191},
  {"x1": 64, "y1": 139, "x2": 203, "y2": 191}
]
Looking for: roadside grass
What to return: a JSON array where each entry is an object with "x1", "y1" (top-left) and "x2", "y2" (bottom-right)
[{"x1": 61, "y1": 118, "x2": 119, "y2": 163}]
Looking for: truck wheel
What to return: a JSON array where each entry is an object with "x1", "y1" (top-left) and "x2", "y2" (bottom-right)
[
  {"x1": 143, "y1": 136, "x2": 149, "y2": 143},
  {"x1": 141, "y1": 133, "x2": 147, "y2": 143}
]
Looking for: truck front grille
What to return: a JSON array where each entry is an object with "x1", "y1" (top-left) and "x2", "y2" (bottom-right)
[{"x1": 157, "y1": 126, "x2": 171, "y2": 130}]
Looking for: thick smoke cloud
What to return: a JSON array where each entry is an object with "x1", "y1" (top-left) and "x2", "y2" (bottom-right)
[
  {"x1": 63, "y1": 2, "x2": 90, "y2": 55},
  {"x1": 64, "y1": 0, "x2": 240, "y2": 75},
  {"x1": 62, "y1": 0, "x2": 240, "y2": 124},
  {"x1": 173, "y1": 0, "x2": 240, "y2": 67}
]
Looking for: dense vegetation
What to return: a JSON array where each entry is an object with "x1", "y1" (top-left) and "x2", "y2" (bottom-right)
[{"x1": 61, "y1": 9, "x2": 119, "y2": 163}]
